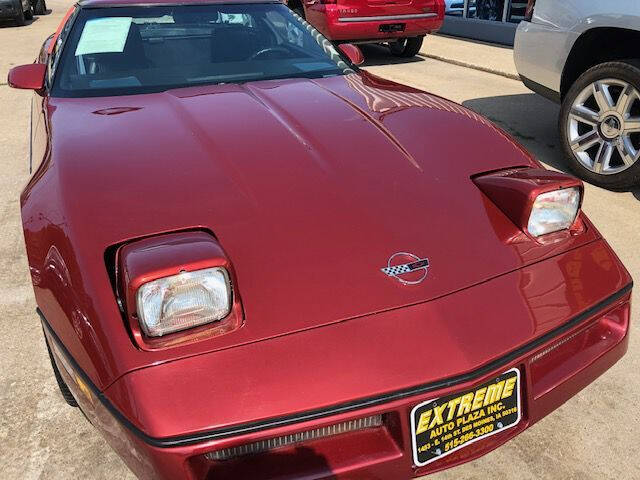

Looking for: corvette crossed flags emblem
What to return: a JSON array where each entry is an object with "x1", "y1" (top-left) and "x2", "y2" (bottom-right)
[{"x1": 381, "y1": 253, "x2": 430, "y2": 285}]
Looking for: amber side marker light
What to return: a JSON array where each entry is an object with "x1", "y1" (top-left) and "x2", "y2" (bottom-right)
[{"x1": 205, "y1": 415, "x2": 383, "y2": 461}]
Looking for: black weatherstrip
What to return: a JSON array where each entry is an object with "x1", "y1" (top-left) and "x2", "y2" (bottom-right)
[{"x1": 39, "y1": 282, "x2": 632, "y2": 448}]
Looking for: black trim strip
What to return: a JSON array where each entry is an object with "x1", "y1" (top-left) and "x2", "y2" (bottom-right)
[
  {"x1": 39, "y1": 282, "x2": 632, "y2": 448},
  {"x1": 520, "y1": 75, "x2": 562, "y2": 104}
]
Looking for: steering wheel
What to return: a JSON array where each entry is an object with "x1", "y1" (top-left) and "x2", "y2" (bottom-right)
[{"x1": 248, "y1": 46, "x2": 291, "y2": 60}]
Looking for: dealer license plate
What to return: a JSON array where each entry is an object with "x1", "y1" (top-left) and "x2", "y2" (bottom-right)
[{"x1": 410, "y1": 368, "x2": 521, "y2": 466}]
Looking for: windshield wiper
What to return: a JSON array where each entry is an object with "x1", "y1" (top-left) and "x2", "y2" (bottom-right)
[{"x1": 237, "y1": 69, "x2": 345, "y2": 83}]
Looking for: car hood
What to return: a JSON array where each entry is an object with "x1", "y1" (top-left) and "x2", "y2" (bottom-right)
[{"x1": 27, "y1": 72, "x2": 598, "y2": 385}]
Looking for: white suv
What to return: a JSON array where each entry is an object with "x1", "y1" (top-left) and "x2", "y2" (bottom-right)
[{"x1": 514, "y1": 0, "x2": 640, "y2": 190}]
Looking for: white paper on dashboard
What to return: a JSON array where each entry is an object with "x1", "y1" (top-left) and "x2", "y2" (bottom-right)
[{"x1": 75, "y1": 17, "x2": 133, "y2": 56}]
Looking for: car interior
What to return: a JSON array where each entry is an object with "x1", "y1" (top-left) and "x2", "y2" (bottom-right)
[{"x1": 55, "y1": 6, "x2": 349, "y2": 95}]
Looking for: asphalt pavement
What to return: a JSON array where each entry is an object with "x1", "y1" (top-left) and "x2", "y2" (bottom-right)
[{"x1": 1, "y1": 3, "x2": 638, "y2": 479}]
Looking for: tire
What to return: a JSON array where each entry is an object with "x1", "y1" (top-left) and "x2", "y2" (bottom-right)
[
  {"x1": 44, "y1": 336, "x2": 78, "y2": 407},
  {"x1": 34, "y1": 0, "x2": 46, "y2": 15},
  {"x1": 388, "y1": 36, "x2": 423, "y2": 58},
  {"x1": 559, "y1": 60, "x2": 640, "y2": 190},
  {"x1": 14, "y1": 5, "x2": 26, "y2": 25},
  {"x1": 24, "y1": 5, "x2": 33, "y2": 20}
]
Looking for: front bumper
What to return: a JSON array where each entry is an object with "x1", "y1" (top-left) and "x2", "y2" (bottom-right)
[{"x1": 44, "y1": 239, "x2": 632, "y2": 479}]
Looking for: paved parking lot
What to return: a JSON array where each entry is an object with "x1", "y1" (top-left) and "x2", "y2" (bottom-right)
[{"x1": 1, "y1": 2, "x2": 638, "y2": 478}]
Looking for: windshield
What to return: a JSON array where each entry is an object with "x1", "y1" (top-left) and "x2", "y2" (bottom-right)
[{"x1": 52, "y1": 3, "x2": 354, "y2": 97}]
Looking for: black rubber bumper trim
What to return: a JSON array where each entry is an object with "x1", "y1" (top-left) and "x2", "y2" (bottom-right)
[
  {"x1": 39, "y1": 282, "x2": 632, "y2": 448},
  {"x1": 520, "y1": 75, "x2": 562, "y2": 103}
]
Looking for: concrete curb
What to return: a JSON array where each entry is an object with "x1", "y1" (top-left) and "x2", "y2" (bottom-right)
[{"x1": 418, "y1": 53, "x2": 521, "y2": 81}]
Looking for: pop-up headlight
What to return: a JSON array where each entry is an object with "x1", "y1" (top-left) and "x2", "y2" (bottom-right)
[
  {"x1": 474, "y1": 168, "x2": 583, "y2": 240},
  {"x1": 137, "y1": 267, "x2": 231, "y2": 337},
  {"x1": 117, "y1": 231, "x2": 242, "y2": 349},
  {"x1": 527, "y1": 187, "x2": 581, "y2": 237}
]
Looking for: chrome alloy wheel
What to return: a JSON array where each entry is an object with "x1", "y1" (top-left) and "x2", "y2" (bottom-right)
[{"x1": 567, "y1": 79, "x2": 640, "y2": 175}]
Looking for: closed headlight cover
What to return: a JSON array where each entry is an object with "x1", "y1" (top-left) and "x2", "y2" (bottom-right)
[{"x1": 137, "y1": 267, "x2": 231, "y2": 337}]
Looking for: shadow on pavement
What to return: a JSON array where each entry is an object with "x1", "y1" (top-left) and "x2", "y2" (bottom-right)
[
  {"x1": 359, "y1": 43, "x2": 425, "y2": 67},
  {"x1": 463, "y1": 92, "x2": 570, "y2": 171},
  {"x1": 0, "y1": 17, "x2": 38, "y2": 28},
  {"x1": 463, "y1": 93, "x2": 639, "y2": 198}
]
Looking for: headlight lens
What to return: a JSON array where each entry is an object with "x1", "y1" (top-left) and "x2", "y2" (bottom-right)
[
  {"x1": 527, "y1": 187, "x2": 581, "y2": 237},
  {"x1": 136, "y1": 267, "x2": 231, "y2": 337}
]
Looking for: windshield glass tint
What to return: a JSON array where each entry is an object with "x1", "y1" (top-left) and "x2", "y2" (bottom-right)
[{"x1": 52, "y1": 4, "x2": 353, "y2": 97}]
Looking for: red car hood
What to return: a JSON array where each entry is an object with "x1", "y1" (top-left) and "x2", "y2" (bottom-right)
[{"x1": 27, "y1": 72, "x2": 598, "y2": 386}]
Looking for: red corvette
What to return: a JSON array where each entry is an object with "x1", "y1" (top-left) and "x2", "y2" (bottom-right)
[{"x1": 9, "y1": 1, "x2": 632, "y2": 479}]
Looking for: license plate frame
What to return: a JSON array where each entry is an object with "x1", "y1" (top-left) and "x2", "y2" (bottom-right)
[
  {"x1": 410, "y1": 368, "x2": 521, "y2": 467},
  {"x1": 379, "y1": 23, "x2": 406, "y2": 33}
]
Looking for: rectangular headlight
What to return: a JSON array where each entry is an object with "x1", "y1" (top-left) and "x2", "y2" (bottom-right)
[
  {"x1": 527, "y1": 187, "x2": 581, "y2": 237},
  {"x1": 136, "y1": 267, "x2": 231, "y2": 337}
]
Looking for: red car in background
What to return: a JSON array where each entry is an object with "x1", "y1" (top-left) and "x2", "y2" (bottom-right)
[
  {"x1": 287, "y1": 0, "x2": 444, "y2": 57},
  {"x1": 8, "y1": 0, "x2": 632, "y2": 479}
]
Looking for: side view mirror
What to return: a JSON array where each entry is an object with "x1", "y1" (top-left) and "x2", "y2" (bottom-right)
[
  {"x1": 338, "y1": 44, "x2": 365, "y2": 66},
  {"x1": 7, "y1": 63, "x2": 47, "y2": 91}
]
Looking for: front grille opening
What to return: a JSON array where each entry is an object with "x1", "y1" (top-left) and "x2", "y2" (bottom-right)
[{"x1": 205, "y1": 415, "x2": 383, "y2": 462}]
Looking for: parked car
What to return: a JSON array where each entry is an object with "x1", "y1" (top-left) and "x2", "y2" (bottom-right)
[
  {"x1": 286, "y1": 0, "x2": 444, "y2": 57},
  {"x1": 514, "y1": 0, "x2": 640, "y2": 190},
  {"x1": 444, "y1": 0, "x2": 465, "y2": 16},
  {"x1": 0, "y1": 0, "x2": 46, "y2": 25},
  {"x1": 0, "y1": 0, "x2": 32, "y2": 25},
  {"x1": 8, "y1": 0, "x2": 632, "y2": 479},
  {"x1": 444, "y1": 0, "x2": 475, "y2": 17}
]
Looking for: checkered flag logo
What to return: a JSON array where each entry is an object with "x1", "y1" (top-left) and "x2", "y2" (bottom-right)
[
  {"x1": 380, "y1": 253, "x2": 429, "y2": 277},
  {"x1": 381, "y1": 255, "x2": 430, "y2": 284},
  {"x1": 381, "y1": 264, "x2": 413, "y2": 276}
]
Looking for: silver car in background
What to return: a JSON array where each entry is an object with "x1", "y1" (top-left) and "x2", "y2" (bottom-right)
[
  {"x1": 444, "y1": 0, "x2": 464, "y2": 16},
  {"x1": 514, "y1": 0, "x2": 640, "y2": 190}
]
